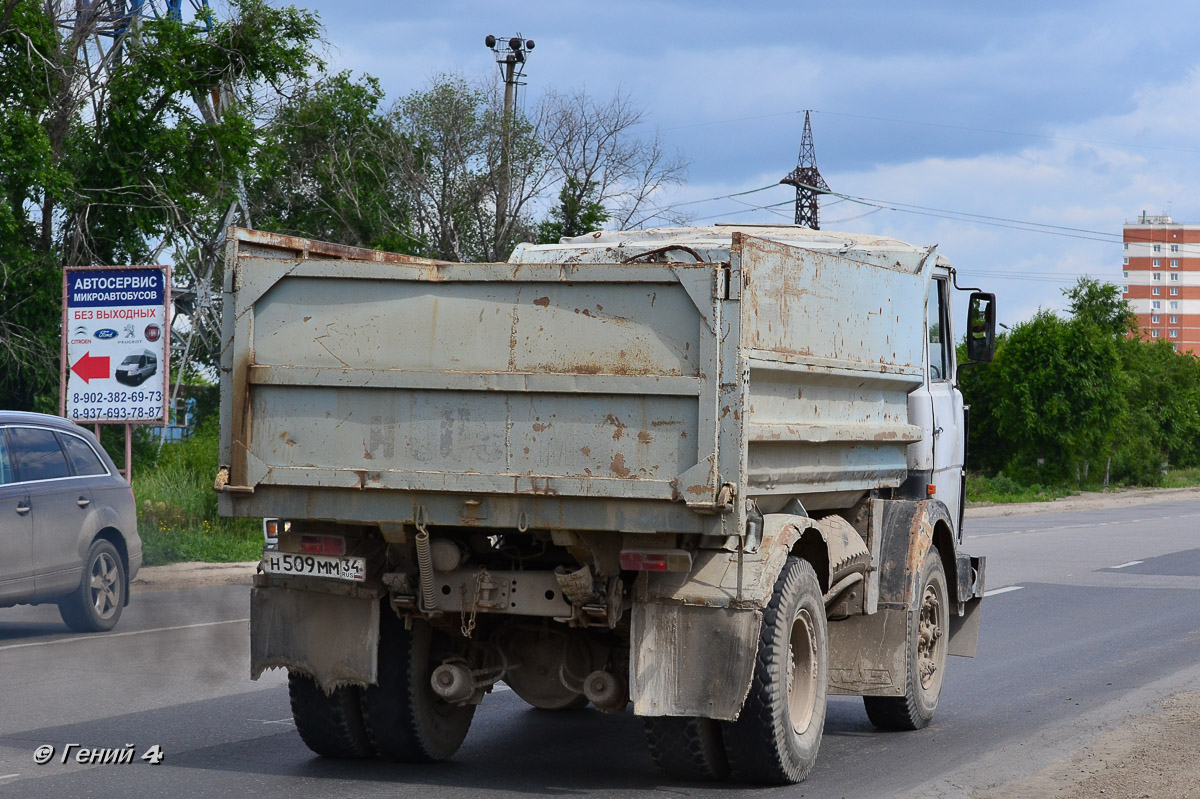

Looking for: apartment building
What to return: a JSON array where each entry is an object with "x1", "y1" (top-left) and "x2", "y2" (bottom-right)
[{"x1": 1122, "y1": 213, "x2": 1200, "y2": 354}]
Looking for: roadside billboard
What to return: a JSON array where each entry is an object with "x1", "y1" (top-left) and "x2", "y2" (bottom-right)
[{"x1": 62, "y1": 266, "x2": 170, "y2": 424}]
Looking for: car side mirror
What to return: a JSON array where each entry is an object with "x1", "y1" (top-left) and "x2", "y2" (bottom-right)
[{"x1": 966, "y1": 292, "x2": 996, "y2": 363}]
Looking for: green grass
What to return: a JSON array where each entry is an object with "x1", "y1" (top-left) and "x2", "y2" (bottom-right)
[
  {"x1": 132, "y1": 422, "x2": 261, "y2": 566},
  {"x1": 138, "y1": 517, "x2": 262, "y2": 566},
  {"x1": 967, "y1": 467, "x2": 1200, "y2": 505},
  {"x1": 1161, "y1": 467, "x2": 1200, "y2": 488},
  {"x1": 965, "y1": 473, "x2": 1076, "y2": 505}
]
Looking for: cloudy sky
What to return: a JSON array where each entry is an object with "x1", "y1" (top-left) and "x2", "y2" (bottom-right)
[{"x1": 229, "y1": 1, "x2": 1200, "y2": 325}]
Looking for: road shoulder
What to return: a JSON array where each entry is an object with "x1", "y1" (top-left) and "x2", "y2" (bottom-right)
[
  {"x1": 966, "y1": 485, "x2": 1200, "y2": 519},
  {"x1": 132, "y1": 560, "x2": 258, "y2": 592}
]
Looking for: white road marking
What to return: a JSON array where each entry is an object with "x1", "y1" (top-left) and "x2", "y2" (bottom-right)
[
  {"x1": 251, "y1": 718, "x2": 295, "y2": 726},
  {"x1": 0, "y1": 774, "x2": 19, "y2": 781},
  {"x1": 0, "y1": 618, "x2": 249, "y2": 652},
  {"x1": 1109, "y1": 560, "x2": 1144, "y2": 570},
  {"x1": 985, "y1": 586, "x2": 1023, "y2": 596}
]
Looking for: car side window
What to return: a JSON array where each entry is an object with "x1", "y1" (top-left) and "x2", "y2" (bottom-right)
[
  {"x1": 0, "y1": 432, "x2": 13, "y2": 485},
  {"x1": 8, "y1": 427, "x2": 71, "y2": 482},
  {"x1": 60, "y1": 433, "x2": 108, "y2": 477}
]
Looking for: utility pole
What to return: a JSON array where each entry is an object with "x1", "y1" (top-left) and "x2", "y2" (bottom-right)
[
  {"x1": 780, "y1": 110, "x2": 831, "y2": 229},
  {"x1": 485, "y1": 34, "x2": 534, "y2": 259}
]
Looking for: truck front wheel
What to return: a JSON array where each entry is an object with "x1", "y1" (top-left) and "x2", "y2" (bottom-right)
[
  {"x1": 287, "y1": 671, "x2": 375, "y2": 758},
  {"x1": 361, "y1": 610, "x2": 475, "y2": 762},
  {"x1": 863, "y1": 545, "x2": 949, "y2": 731},
  {"x1": 722, "y1": 556, "x2": 828, "y2": 784}
]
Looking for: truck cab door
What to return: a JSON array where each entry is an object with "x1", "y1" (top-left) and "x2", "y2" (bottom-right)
[{"x1": 925, "y1": 276, "x2": 965, "y2": 534}]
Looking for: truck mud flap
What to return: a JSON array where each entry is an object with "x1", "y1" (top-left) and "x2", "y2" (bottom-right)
[
  {"x1": 250, "y1": 586, "x2": 379, "y2": 691},
  {"x1": 827, "y1": 608, "x2": 908, "y2": 697},
  {"x1": 630, "y1": 602, "x2": 761, "y2": 721},
  {"x1": 948, "y1": 596, "x2": 982, "y2": 657}
]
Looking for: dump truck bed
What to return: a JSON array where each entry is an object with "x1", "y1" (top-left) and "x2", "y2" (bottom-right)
[{"x1": 219, "y1": 226, "x2": 935, "y2": 538}]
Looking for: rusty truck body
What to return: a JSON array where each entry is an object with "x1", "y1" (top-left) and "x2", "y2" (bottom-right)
[{"x1": 218, "y1": 224, "x2": 996, "y2": 784}]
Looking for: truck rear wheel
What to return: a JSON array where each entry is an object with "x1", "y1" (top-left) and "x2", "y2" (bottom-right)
[
  {"x1": 722, "y1": 556, "x2": 827, "y2": 785},
  {"x1": 361, "y1": 611, "x2": 475, "y2": 762},
  {"x1": 643, "y1": 716, "x2": 730, "y2": 781},
  {"x1": 863, "y1": 545, "x2": 948, "y2": 731},
  {"x1": 287, "y1": 671, "x2": 375, "y2": 759}
]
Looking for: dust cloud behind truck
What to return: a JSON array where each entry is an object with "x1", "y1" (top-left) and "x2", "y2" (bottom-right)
[{"x1": 217, "y1": 224, "x2": 996, "y2": 784}]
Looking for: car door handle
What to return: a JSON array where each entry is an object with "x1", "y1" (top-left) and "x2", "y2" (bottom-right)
[
  {"x1": 16, "y1": 503, "x2": 30, "y2": 515},
  {"x1": 77, "y1": 497, "x2": 91, "y2": 508}
]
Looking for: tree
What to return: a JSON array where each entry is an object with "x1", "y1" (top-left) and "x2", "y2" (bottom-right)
[
  {"x1": 390, "y1": 75, "x2": 550, "y2": 262},
  {"x1": 0, "y1": 0, "x2": 72, "y2": 409},
  {"x1": 0, "y1": 0, "x2": 321, "y2": 407},
  {"x1": 1113, "y1": 336, "x2": 1200, "y2": 482},
  {"x1": 989, "y1": 309, "x2": 1125, "y2": 484},
  {"x1": 956, "y1": 332, "x2": 1009, "y2": 474},
  {"x1": 536, "y1": 176, "x2": 607, "y2": 244},
  {"x1": 249, "y1": 71, "x2": 416, "y2": 252},
  {"x1": 539, "y1": 88, "x2": 689, "y2": 230},
  {"x1": 1063, "y1": 276, "x2": 1136, "y2": 338}
]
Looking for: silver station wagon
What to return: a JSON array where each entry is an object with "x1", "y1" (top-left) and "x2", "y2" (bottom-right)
[{"x1": 0, "y1": 412, "x2": 142, "y2": 631}]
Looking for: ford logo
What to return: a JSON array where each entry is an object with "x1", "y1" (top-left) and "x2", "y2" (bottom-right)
[{"x1": 95, "y1": 328, "x2": 118, "y2": 339}]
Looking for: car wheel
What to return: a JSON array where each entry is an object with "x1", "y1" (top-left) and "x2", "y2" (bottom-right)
[{"x1": 59, "y1": 539, "x2": 125, "y2": 633}]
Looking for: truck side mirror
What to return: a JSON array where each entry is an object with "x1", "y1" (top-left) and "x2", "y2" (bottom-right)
[{"x1": 966, "y1": 292, "x2": 996, "y2": 363}]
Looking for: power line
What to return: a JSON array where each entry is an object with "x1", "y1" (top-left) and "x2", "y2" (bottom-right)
[
  {"x1": 690, "y1": 200, "x2": 794, "y2": 224},
  {"x1": 643, "y1": 181, "x2": 1200, "y2": 263},
  {"x1": 791, "y1": 182, "x2": 1124, "y2": 244},
  {"x1": 823, "y1": 207, "x2": 883, "y2": 225}
]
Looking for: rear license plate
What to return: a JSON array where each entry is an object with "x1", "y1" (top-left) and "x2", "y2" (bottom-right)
[{"x1": 261, "y1": 553, "x2": 366, "y2": 582}]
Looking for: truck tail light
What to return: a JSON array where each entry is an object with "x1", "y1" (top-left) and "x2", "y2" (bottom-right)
[
  {"x1": 262, "y1": 518, "x2": 290, "y2": 550},
  {"x1": 299, "y1": 534, "x2": 346, "y2": 556},
  {"x1": 619, "y1": 549, "x2": 692, "y2": 573}
]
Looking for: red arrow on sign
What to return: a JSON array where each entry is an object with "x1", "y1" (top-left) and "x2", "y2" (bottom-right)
[{"x1": 71, "y1": 352, "x2": 110, "y2": 383}]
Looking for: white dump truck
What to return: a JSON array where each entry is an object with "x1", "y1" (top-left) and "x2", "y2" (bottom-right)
[{"x1": 218, "y1": 224, "x2": 996, "y2": 784}]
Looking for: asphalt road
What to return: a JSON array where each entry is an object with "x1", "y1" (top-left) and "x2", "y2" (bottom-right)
[{"x1": 2, "y1": 498, "x2": 1198, "y2": 798}]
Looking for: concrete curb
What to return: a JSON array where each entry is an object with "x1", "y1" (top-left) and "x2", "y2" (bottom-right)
[{"x1": 132, "y1": 560, "x2": 258, "y2": 592}]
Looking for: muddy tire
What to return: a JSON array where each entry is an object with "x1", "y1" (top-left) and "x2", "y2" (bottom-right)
[
  {"x1": 361, "y1": 610, "x2": 474, "y2": 762},
  {"x1": 863, "y1": 545, "x2": 949, "y2": 731},
  {"x1": 288, "y1": 671, "x2": 374, "y2": 758},
  {"x1": 58, "y1": 539, "x2": 125, "y2": 633},
  {"x1": 722, "y1": 557, "x2": 828, "y2": 785},
  {"x1": 644, "y1": 716, "x2": 730, "y2": 781}
]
